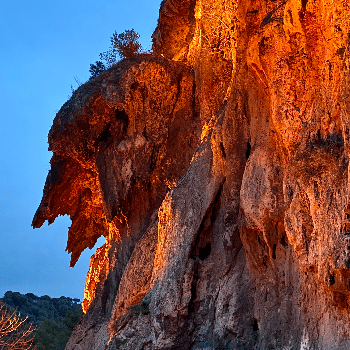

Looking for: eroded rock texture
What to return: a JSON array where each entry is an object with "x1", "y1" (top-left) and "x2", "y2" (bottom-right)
[{"x1": 33, "y1": 0, "x2": 350, "y2": 348}]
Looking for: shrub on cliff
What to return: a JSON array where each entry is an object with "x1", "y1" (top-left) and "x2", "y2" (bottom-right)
[
  {"x1": 111, "y1": 29, "x2": 142, "y2": 58},
  {"x1": 89, "y1": 61, "x2": 106, "y2": 79},
  {"x1": 89, "y1": 29, "x2": 142, "y2": 79}
]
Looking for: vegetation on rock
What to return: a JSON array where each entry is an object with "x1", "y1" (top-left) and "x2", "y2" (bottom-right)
[{"x1": 89, "y1": 29, "x2": 142, "y2": 79}]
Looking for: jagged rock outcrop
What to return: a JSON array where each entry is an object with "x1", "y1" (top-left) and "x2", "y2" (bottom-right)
[{"x1": 33, "y1": 0, "x2": 350, "y2": 348}]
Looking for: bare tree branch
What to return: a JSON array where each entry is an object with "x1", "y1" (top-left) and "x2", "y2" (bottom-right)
[{"x1": 0, "y1": 302, "x2": 36, "y2": 349}]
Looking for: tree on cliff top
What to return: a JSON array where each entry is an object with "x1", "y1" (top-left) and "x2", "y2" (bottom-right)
[
  {"x1": 89, "y1": 29, "x2": 142, "y2": 79},
  {"x1": 112, "y1": 29, "x2": 142, "y2": 58},
  {"x1": 0, "y1": 302, "x2": 36, "y2": 349}
]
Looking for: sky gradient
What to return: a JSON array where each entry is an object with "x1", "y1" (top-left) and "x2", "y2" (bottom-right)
[{"x1": 0, "y1": 0, "x2": 161, "y2": 300}]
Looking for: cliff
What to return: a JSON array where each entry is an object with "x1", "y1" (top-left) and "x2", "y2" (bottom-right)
[{"x1": 33, "y1": 0, "x2": 350, "y2": 348}]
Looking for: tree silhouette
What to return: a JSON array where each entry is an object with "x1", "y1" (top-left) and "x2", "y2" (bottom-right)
[{"x1": 89, "y1": 61, "x2": 106, "y2": 79}]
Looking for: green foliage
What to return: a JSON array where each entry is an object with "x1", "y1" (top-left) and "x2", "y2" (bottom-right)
[
  {"x1": 2, "y1": 291, "x2": 81, "y2": 326},
  {"x1": 34, "y1": 319, "x2": 63, "y2": 350},
  {"x1": 33, "y1": 308, "x2": 82, "y2": 350},
  {"x1": 1, "y1": 291, "x2": 82, "y2": 350}
]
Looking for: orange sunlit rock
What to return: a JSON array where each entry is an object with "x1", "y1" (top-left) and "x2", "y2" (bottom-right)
[
  {"x1": 82, "y1": 241, "x2": 110, "y2": 314},
  {"x1": 34, "y1": 0, "x2": 350, "y2": 348},
  {"x1": 82, "y1": 221, "x2": 119, "y2": 314}
]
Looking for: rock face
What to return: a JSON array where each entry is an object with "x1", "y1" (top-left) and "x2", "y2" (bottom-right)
[{"x1": 33, "y1": 0, "x2": 350, "y2": 348}]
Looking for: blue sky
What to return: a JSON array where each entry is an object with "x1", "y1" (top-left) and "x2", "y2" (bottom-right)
[{"x1": 0, "y1": 0, "x2": 161, "y2": 300}]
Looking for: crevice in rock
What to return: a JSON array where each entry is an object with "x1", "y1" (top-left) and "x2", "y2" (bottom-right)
[
  {"x1": 280, "y1": 233, "x2": 289, "y2": 247},
  {"x1": 101, "y1": 277, "x2": 112, "y2": 314},
  {"x1": 96, "y1": 123, "x2": 111, "y2": 144},
  {"x1": 188, "y1": 259, "x2": 200, "y2": 314},
  {"x1": 115, "y1": 108, "x2": 129, "y2": 133},
  {"x1": 342, "y1": 222, "x2": 350, "y2": 236},
  {"x1": 188, "y1": 181, "x2": 225, "y2": 315},
  {"x1": 246, "y1": 142, "x2": 251, "y2": 159},
  {"x1": 170, "y1": 73, "x2": 184, "y2": 117},
  {"x1": 314, "y1": 180, "x2": 319, "y2": 200},
  {"x1": 258, "y1": 235, "x2": 266, "y2": 249},
  {"x1": 263, "y1": 255, "x2": 268, "y2": 268},
  {"x1": 186, "y1": 1, "x2": 197, "y2": 44},
  {"x1": 130, "y1": 81, "x2": 139, "y2": 90},
  {"x1": 253, "y1": 318, "x2": 259, "y2": 332},
  {"x1": 345, "y1": 259, "x2": 350, "y2": 268},
  {"x1": 300, "y1": 0, "x2": 308, "y2": 18},
  {"x1": 286, "y1": 185, "x2": 294, "y2": 200},
  {"x1": 191, "y1": 77, "x2": 198, "y2": 122},
  {"x1": 219, "y1": 142, "x2": 226, "y2": 159},
  {"x1": 150, "y1": 145, "x2": 159, "y2": 173},
  {"x1": 272, "y1": 244, "x2": 277, "y2": 260},
  {"x1": 199, "y1": 243, "x2": 212, "y2": 260},
  {"x1": 190, "y1": 180, "x2": 224, "y2": 260}
]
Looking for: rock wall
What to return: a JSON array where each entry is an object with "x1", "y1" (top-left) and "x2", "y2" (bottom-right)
[{"x1": 33, "y1": 0, "x2": 350, "y2": 348}]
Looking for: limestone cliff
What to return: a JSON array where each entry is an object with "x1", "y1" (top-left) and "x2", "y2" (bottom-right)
[{"x1": 33, "y1": 0, "x2": 350, "y2": 348}]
